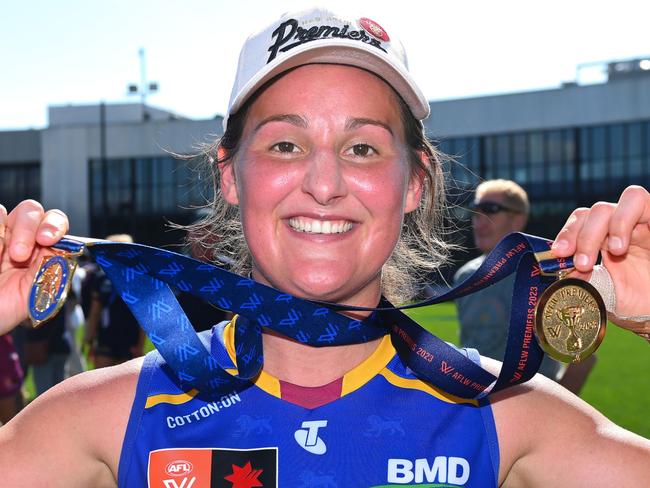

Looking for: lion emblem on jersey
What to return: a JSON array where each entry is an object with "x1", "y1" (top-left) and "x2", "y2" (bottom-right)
[
  {"x1": 364, "y1": 414, "x2": 405, "y2": 437},
  {"x1": 233, "y1": 414, "x2": 273, "y2": 437}
]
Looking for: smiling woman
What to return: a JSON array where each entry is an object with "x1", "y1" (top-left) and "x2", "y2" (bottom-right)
[
  {"x1": 190, "y1": 73, "x2": 450, "y2": 305},
  {"x1": 211, "y1": 64, "x2": 436, "y2": 308},
  {"x1": 0, "y1": 5, "x2": 649, "y2": 488}
]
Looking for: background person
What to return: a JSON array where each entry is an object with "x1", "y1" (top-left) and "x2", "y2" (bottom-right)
[
  {"x1": 24, "y1": 305, "x2": 71, "y2": 395},
  {"x1": 63, "y1": 268, "x2": 86, "y2": 377},
  {"x1": 454, "y1": 179, "x2": 596, "y2": 393},
  {"x1": 0, "y1": 334, "x2": 23, "y2": 425},
  {"x1": 84, "y1": 234, "x2": 145, "y2": 368}
]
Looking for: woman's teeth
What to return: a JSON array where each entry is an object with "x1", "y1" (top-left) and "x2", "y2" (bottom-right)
[{"x1": 288, "y1": 218, "x2": 353, "y2": 234}]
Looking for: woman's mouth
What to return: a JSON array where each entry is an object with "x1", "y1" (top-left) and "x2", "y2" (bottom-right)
[{"x1": 288, "y1": 217, "x2": 354, "y2": 234}]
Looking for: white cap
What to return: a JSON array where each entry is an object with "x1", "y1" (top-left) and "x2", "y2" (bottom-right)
[{"x1": 224, "y1": 7, "x2": 430, "y2": 130}]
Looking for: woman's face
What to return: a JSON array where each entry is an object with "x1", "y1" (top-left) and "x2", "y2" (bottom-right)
[{"x1": 221, "y1": 64, "x2": 422, "y2": 306}]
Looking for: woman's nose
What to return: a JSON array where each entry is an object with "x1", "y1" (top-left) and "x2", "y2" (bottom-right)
[{"x1": 301, "y1": 150, "x2": 348, "y2": 205}]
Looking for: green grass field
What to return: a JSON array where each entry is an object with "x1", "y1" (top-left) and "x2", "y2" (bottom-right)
[
  {"x1": 24, "y1": 303, "x2": 649, "y2": 439},
  {"x1": 406, "y1": 302, "x2": 650, "y2": 439}
]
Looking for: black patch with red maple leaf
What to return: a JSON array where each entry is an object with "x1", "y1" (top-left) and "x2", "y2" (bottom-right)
[{"x1": 211, "y1": 448, "x2": 277, "y2": 487}]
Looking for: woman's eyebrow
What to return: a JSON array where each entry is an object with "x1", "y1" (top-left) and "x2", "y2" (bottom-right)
[
  {"x1": 345, "y1": 117, "x2": 393, "y2": 135},
  {"x1": 254, "y1": 114, "x2": 308, "y2": 132}
]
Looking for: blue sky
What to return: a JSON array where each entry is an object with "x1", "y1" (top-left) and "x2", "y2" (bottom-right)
[{"x1": 1, "y1": 0, "x2": 648, "y2": 130}]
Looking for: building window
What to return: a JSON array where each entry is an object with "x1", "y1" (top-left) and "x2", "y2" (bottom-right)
[
  {"x1": 439, "y1": 118, "x2": 650, "y2": 242},
  {"x1": 89, "y1": 156, "x2": 212, "y2": 245},
  {"x1": 512, "y1": 133, "x2": 527, "y2": 184},
  {"x1": 495, "y1": 135, "x2": 511, "y2": 178},
  {"x1": 483, "y1": 136, "x2": 496, "y2": 180},
  {"x1": 437, "y1": 136, "x2": 481, "y2": 190},
  {"x1": 0, "y1": 163, "x2": 40, "y2": 211},
  {"x1": 627, "y1": 122, "x2": 645, "y2": 177},
  {"x1": 609, "y1": 124, "x2": 625, "y2": 179}
]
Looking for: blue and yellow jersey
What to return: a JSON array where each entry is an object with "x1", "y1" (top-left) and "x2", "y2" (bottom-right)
[{"x1": 118, "y1": 319, "x2": 499, "y2": 487}]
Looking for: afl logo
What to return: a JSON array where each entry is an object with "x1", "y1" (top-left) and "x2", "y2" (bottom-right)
[
  {"x1": 359, "y1": 17, "x2": 389, "y2": 42},
  {"x1": 165, "y1": 460, "x2": 194, "y2": 477}
]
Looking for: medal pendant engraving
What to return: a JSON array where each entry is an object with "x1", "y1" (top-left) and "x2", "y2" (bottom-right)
[
  {"x1": 534, "y1": 278, "x2": 606, "y2": 363},
  {"x1": 28, "y1": 254, "x2": 77, "y2": 328}
]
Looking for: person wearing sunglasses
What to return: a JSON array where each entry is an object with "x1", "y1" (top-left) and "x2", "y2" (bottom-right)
[
  {"x1": 454, "y1": 179, "x2": 596, "y2": 392},
  {"x1": 468, "y1": 179, "x2": 530, "y2": 255}
]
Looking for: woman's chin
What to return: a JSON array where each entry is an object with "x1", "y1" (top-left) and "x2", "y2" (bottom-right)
[
  {"x1": 283, "y1": 273, "x2": 380, "y2": 307},
  {"x1": 251, "y1": 261, "x2": 381, "y2": 305}
]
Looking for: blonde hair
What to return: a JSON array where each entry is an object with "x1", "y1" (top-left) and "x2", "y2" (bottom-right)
[
  {"x1": 183, "y1": 91, "x2": 455, "y2": 304},
  {"x1": 475, "y1": 179, "x2": 530, "y2": 215}
]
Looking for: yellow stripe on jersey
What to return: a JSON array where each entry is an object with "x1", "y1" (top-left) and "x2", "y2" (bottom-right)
[
  {"x1": 341, "y1": 334, "x2": 394, "y2": 396},
  {"x1": 145, "y1": 317, "x2": 283, "y2": 408},
  {"x1": 378, "y1": 368, "x2": 479, "y2": 406},
  {"x1": 145, "y1": 318, "x2": 243, "y2": 409},
  {"x1": 145, "y1": 389, "x2": 199, "y2": 408},
  {"x1": 227, "y1": 318, "x2": 393, "y2": 400},
  {"x1": 224, "y1": 318, "x2": 281, "y2": 398},
  {"x1": 145, "y1": 316, "x2": 476, "y2": 408}
]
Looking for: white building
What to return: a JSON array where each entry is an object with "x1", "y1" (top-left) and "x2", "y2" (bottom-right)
[{"x1": 1, "y1": 58, "x2": 649, "y2": 246}]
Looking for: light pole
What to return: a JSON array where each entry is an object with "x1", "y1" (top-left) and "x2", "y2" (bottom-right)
[{"x1": 127, "y1": 48, "x2": 159, "y2": 120}]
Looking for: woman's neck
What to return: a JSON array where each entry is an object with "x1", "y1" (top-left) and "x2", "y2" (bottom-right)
[{"x1": 261, "y1": 331, "x2": 382, "y2": 387}]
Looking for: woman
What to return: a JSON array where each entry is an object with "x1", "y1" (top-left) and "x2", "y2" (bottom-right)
[{"x1": 0, "y1": 7, "x2": 649, "y2": 487}]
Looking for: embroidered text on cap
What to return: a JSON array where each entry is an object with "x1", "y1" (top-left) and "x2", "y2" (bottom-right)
[{"x1": 267, "y1": 18, "x2": 387, "y2": 63}]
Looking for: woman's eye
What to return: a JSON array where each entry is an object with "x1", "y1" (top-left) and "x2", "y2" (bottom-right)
[
  {"x1": 349, "y1": 144, "x2": 376, "y2": 157},
  {"x1": 271, "y1": 142, "x2": 299, "y2": 153}
]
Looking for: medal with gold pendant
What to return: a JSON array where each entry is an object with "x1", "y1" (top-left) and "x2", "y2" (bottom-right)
[
  {"x1": 28, "y1": 251, "x2": 79, "y2": 328},
  {"x1": 534, "y1": 276, "x2": 607, "y2": 363}
]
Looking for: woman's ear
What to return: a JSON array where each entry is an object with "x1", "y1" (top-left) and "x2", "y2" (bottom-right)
[
  {"x1": 218, "y1": 147, "x2": 239, "y2": 205},
  {"x1": 403, "y1": 151, "x2": 427, "y2": 213}
]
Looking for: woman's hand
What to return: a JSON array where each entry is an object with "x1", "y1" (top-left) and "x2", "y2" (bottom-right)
[
  {"x1": 0, "y1": 200, "x2": 69, "y2": 334},
  {"x1": 551, "y1": 185, "x2": 650, "y2": 335}
]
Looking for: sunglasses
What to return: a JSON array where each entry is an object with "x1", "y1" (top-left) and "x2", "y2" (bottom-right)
[{"x1": 469, "y1": 201, "x2": 521, "y2": 215}]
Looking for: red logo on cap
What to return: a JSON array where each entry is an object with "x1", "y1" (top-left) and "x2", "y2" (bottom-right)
[{"x1": 359, "y1": 17, "x2": 389, "y2": 42}]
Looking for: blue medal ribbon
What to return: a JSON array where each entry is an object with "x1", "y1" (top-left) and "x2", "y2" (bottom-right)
[{"x1": 48, "y1": 232, "x2": 570, "y2": 400}]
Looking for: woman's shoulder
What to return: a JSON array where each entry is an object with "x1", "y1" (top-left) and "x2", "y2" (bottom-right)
[
  {"x1": 481, "y1": 355, "x2": 647, "y2": 486},
  {"x1": 453, "y1": 255, "x2": 486, "y2": 283},
  {"x1": 0, "y1": 357, "x2": 145, "y2": 486},
  {"x1": 480, "y1": 355, "x2": 599, "y2": 436},
  {"x1": 36, "y1": 356, "x2": 145, "y2": 450},
  {"x1": 63, "y1": 356, "x2": 145, "y2": 404}
]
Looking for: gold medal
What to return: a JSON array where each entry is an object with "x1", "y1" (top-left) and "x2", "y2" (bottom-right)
[
  {"x1": 534, "y1": 278, "x2": 606, "y2": 363},
  {"x1": 28, "y1": 253, "x2": 77, "y2": 328}
]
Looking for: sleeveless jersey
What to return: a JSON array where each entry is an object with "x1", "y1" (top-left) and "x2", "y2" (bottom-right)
[{"x1": 118, "y1": 319, "x2": 499, "y2": 487}]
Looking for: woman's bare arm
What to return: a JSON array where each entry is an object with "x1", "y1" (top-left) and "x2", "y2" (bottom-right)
[{"x1": 0, "y1": 358, "x2": 142, "y2": 487}]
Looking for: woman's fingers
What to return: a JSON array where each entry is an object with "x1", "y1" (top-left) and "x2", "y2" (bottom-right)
[
  {"x1": 0, "y1": 204, "x2": 7, "y2": 256},
  {"x1": 551, "y1": 207, "x2": 589, "y2": 258},
  {"x1": 6, "y1": 200, "x2": 45, "y2": 262},
  {"x1": 4, "y1": 201, "x2": 69, "y2": 263},
  {"x1": 606, "y1": 185, "x2": 650, "y2": 255},
  {"x1": 571, "y1": 201, "x2": 616, "y2": 271},
  {"x1": 552, "y1": 186, "x2": 650, "y2": 272},
  {"x1": 36, "y1": 209, "x2": 69, "y2": 246}
]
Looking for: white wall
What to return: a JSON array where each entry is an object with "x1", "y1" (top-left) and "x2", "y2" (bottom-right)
[
  {"x1": 425, "y1": 76, "x2": 650, "y2": 138},
  {"x1": 0, "y1": 130, "x2": 40, "y2": 163}
]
